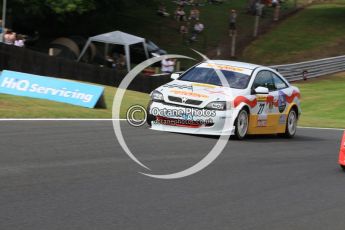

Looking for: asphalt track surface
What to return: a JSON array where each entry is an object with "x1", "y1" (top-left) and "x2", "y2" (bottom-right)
[{"x1": 0, "y1": 121, "x2": 344, "y2": 230}]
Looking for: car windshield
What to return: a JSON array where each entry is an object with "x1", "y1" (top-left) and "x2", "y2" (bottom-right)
[{"x1": 179, "y1": 66, "x2": 252, "y2": 89}]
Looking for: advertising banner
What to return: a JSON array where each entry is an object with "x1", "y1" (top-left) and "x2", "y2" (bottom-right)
[{"x1": 0, "y1": 70, "x2": 104, "y2": 108}]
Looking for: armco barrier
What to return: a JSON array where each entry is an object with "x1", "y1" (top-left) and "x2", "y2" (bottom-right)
[{"x1": 270, "y1": 55, "x2": 345, "y2": 82}]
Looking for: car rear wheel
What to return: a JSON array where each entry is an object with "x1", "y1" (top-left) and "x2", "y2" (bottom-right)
[
  {"x1": 283, "y1": 109, "x2": 297, "y2": 138},
  {"x1": 234, "y1": 109, "x2": 249, "y2": 140}
]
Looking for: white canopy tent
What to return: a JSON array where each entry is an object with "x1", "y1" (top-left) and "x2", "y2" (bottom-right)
[{"x1": 77, "y1": 31, "x2": 149, "y2": 72}]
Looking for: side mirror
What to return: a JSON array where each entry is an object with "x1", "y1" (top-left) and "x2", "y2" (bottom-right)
[
  {"x1": 254, "y1": 86, "x2": 269, "y2": 94},
  {"x1": 171, "y1": 73, "x2": 180, "y2": 80}
]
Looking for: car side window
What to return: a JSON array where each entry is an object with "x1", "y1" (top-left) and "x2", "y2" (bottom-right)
[
  {"x1": 253, "y1": 71, "x2": 275, "y2": 91},
  {"x1": 272, "y1": 73, "x2": 288, "y2": 90}
]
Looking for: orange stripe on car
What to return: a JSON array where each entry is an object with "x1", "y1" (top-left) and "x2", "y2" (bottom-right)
[{"x1": 170, "y1": 89, "x2": 209, "y2": 99}]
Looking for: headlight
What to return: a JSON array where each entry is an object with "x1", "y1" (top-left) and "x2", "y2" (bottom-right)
[
  {"x1": 151, "y1": 90, "x2": 164, "y2": 102},
  {"x1": 205, "y1": 101, "x2": 228, "y2": 111}
]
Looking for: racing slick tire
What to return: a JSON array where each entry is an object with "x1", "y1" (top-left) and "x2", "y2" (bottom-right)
[
  {"x1": 282, "y1": 108, "x2": 298, "y2": 138},
  {"x1": 234, "y1": 109, "x2": 249, "y2": 140}
]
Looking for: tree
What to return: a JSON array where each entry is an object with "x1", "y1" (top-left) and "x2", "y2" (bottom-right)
[
  {"x1": 12, "y1": 0, "x2": 96, "y2": 16},
  {"x1": 6, "y1": 0, "x2": 158, "y2": 35}
]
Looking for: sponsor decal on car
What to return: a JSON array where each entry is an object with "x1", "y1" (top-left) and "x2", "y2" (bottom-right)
[
  {"x1": 163, "y1": 83, "x2": 192, "y2": 90},
  {"x1": 170, "y1": 89, "x2": 209, "y2": 99},
  {"x1": 257, "y1": 95, "x2": 267, "y2": 102},
  {"x1": 197, "y1": 63, "x2": 253, "y2": 75},
  {"x1": 205, "y1": 63, "x2": 244, "y2": 72},
  {"x1": 279, "y1": 114, "x2": 287, "y2": 124},
  {"x1": 191, "y1": 83, "x2": 216, "y2": 88},
  {"x1": 278, "y1": 91, "x2": 287, "y2": 113},
  {"x1": 257, "y1": 114, "x2": 268, "y2": 127}
]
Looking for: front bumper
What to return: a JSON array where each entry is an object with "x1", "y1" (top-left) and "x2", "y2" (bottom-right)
[{"x1": 148, "y1": 101, "x2": 235, "y2": 136}]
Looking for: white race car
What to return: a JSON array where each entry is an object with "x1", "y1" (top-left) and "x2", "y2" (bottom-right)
[{"x1": 147, "y1": 60, "x2": 301, "y2": 139}]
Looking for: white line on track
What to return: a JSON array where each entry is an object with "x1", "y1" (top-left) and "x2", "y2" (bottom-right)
[
  {"x1": 0, "y1": 119, "x2": 343, "y2": 131},
  {"x1": 0, "y1": 119, "x2": 126, "y2": 121},
  {"x1": 298, "y1": 126, "x2": 344, "y2": 131}
]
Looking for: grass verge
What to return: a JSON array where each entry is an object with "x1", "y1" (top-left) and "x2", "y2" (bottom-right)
[
  {"x1": 0, "y1": 85, "x2": 150, "y2": 118},
  {"x1": 294, "y1": 73, "x2": 345, "y2": 128},
  {"x1": 243, "y1": 2, "x2": 345, "y2": 64}
]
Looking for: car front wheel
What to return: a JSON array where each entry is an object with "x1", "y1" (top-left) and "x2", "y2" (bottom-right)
[{"x1": 234, "y1": 109, "x2": 249, "y2": 140}]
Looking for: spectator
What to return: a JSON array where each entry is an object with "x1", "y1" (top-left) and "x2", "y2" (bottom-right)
[
  {"x1": 262, "y1": 0, "x2": 271, "y2": 5},
  {"x1": 248, "y1": 0, "x2": 264, "y2": 15},
  {"x1": 272, "y1": 0, "x2": 280, "y2": 21},
  {"x1": 115, "y1": 54, "x2": 126, "y2": 69},
  {"x1": 194, "y1": 21, "x2": 204, "y2": 33},
  {"x1": 228, "y1": 9, "x2": 237, "y2": 37},
  {"x1": 271, "y1": 0, "x2": 278, "y2": 7},
  {"x1": 255, "y1": 1, "x2": 265, "y2": 17},
  {"x1": 175, "y1": 6, "x2": 186, "y2": 21},
  {"x1": 190, "y1": 21, "x2": 204, "y2": 42},
  {"x1": 157, "y1": 4, "x2": 170, "y2": 17},
  {"x1": 180, "y1": 23, "x2": 189, "y2": 42},
  {"x1": 180, "y1": 23, "x2": 189, "y2": 34},
  {"x1": 176, "y1": 0, "x2": 191, "y2": 6},
  {"x1": 161, "y1": 58, "x2": 176, "y2": 73},
  {"x1": 105, "y1": 55, "x2": 116, "y2": 68},
  {"x1": 189, "y1": 7, "x2": 200, "y2": 21},
  {"x1": 4, "y1": 30, "x2": 15, "y2": 45},
  {"x1": 14, "y1": 34, "x2": 25, "y2": 47}
]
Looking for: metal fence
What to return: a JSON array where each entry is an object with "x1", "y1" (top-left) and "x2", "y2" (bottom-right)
[{"x1": 270, "y1": 55, "x2": 345, "y2": 82}]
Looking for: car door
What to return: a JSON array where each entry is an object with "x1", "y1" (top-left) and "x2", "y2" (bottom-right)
[
  {"x1": 271, "y1": 72, "x2": 290, "y2": 132},
  {"x1": 248, "y1": 70, "x2": 276, "y2": 134}
]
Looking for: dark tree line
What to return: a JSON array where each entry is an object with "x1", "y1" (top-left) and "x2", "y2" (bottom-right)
[
  {"x1": 3, "y1": 0, "x2": 157, "y2": 17},
  {"x1": 2, "y1": 0, "x2": 158, "y2": 36}
]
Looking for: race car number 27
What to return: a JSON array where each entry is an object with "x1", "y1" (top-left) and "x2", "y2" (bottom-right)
[{"x1": 258, "y1": 103, "x2": 265, "y2": 114}]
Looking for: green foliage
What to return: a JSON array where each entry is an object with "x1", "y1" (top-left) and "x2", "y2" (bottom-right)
[
  {"x1": 13, "y1": 0, "x2": 96, "y2": 16},
  {"x1": 46, "y1": 0, "x2": 96, "y2": 14}
]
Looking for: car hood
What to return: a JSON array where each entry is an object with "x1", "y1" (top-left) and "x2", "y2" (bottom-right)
[{"x1": 155, "y1": 80, "x2": 243, "y2": 108}]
